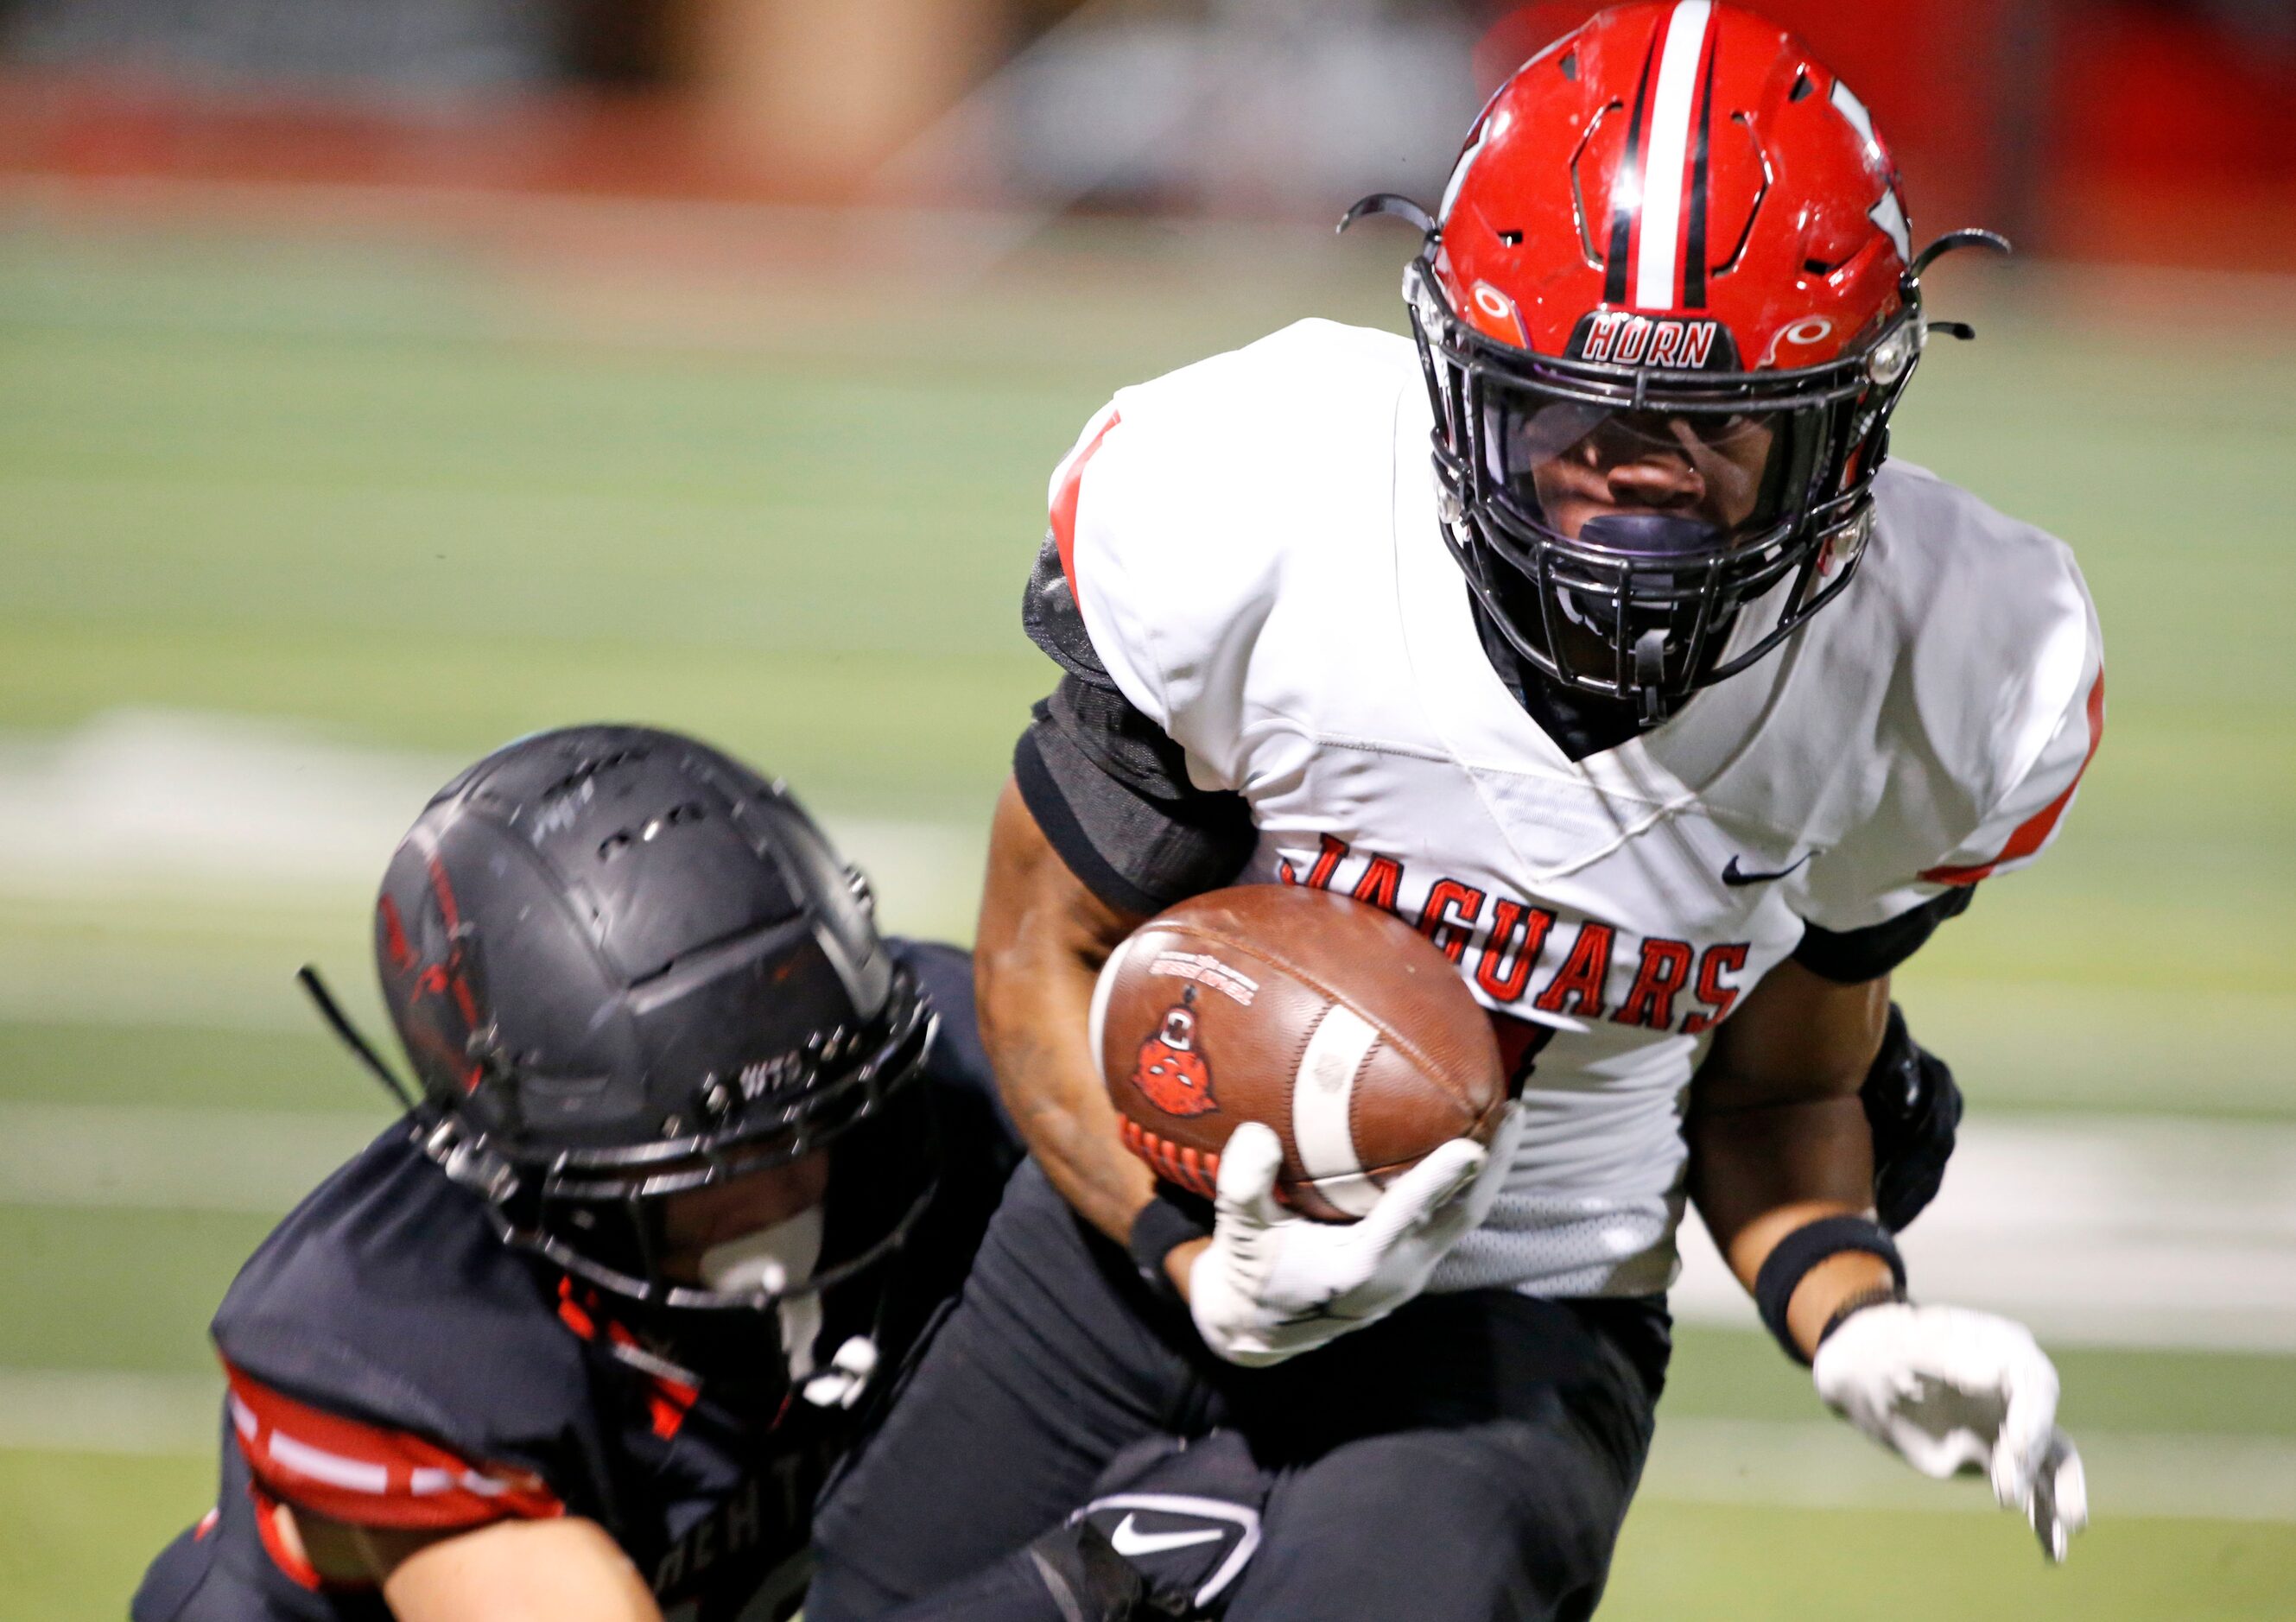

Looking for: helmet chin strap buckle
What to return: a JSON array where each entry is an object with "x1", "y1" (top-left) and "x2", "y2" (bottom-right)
[
  {"x1": 427, "y1": 1118, "x2": 520, "y2": 1205},
  {"x1": 802, "y1": 1335, "x2": 880, "y2": 1410},
  {"x1": 1633, "y1": 628, "x2": 1668, "y2": 725}
]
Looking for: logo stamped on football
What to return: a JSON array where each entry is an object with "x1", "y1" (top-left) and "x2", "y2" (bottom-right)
[
  {"x1": 1130, "y1": 994, "x2": 1218, "y2": 1118},
  {"x1": 1148, "y1": 950, "x2": 1259, "y2": 1006},
  {"x1": 1097, "y1": 885, "x2": 1505, "y2": 1221}
]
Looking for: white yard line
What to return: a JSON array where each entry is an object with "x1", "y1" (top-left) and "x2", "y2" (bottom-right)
[
  {"x1": 0, "y1": 711, "x2": 986, "y2": 1003},
  {"x1": 3, "y1": 1101, "x2": 2295, "y2": 1352},
  {"x1": 1670, "y1": 1116, "x2": 2296, "y2": 1353},
  {"x1": 0, "y1": 711, "x2": 453, "y2": 902},
  {"x1": 1640, "y1": 1418, "x2": 2296, "y2": 1524},
  {"x1": 6, "y1": 1365, "x2": 2289, "y2": 1524}
]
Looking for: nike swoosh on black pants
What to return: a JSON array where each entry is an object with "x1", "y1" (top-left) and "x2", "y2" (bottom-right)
[{"x1": 808, "y1": 1162, "x2": 1669, "y2": 1622}]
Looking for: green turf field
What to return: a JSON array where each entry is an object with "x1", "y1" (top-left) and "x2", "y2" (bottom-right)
[{"x1": 1, "y1": 213, "x2": 2291, "y2": 1618}]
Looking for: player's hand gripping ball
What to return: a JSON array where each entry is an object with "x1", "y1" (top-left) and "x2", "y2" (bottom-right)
[{"x1": 1092, "y1": 885, "x2": 1507, "y2": 1220}]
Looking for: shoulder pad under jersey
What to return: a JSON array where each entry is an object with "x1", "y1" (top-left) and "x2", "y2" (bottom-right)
[
  {"x1": 1796, "y1": 461, "x2": 2104, "y2": 931},
  {"x1": 1048, "y1": 320, "x2": 1420, "y2": 791}
]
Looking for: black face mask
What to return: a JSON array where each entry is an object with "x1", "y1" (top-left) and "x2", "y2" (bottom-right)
[
  {"x1": 1468, "y1": 576, "x2": 1667, "y2": 760},
  {"x1": 1406, "y1": 257, "x2": 1913, "y2": 721}
]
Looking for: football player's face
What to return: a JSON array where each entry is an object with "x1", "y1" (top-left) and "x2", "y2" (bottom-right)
[
  {"x1": 658, "y1": 1150, "x2": 830, "y2": 1269},
  {"x1": 1525, "y1": 409, "x2": 1776, "y2": 541}
]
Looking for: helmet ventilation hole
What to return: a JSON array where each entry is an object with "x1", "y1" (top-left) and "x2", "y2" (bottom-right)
[
  {"x1": 598, "y1": 831, "x2": 633, "y2": 861},
  {"x1": 547, "y1": 745, "x2": 650, "y2": 803},
  {"x1": 1557, "y1": 50, "x2": 1577, "y2": 81},
  {"x1": 1789, "y1": 70, "x2": 1815, "y2": 102}
]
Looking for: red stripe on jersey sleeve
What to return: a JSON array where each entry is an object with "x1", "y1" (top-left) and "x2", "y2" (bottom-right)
[
  {"x1": 1921, "y1": 669, "x2": 2105, "y2": 887},
  {"x1": 224, "y1": 1360, "x2": 563, "y2": 1532},
  {"x1": 1049, "y1": 409, "x2": 1120, "y2": 592}
]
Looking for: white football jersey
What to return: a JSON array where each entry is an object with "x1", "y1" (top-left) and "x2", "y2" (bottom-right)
[{"x1": 1050, "y1": 319, "x2": 2103, "y2": 1298}]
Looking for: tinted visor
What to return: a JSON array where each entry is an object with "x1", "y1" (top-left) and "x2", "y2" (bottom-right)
[{"x1": 1484, "y1": 388, "x2": 1801, "y2": 549}]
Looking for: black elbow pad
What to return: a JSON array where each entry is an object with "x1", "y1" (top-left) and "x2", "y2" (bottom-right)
[{"x1": 1861, "y1": 1004, "x2": 1963, "y2": 1232}]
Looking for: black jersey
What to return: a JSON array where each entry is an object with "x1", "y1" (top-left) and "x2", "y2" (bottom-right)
[{"x1": 133, "y1": 939, "x2": 1018, "y2": 1622}]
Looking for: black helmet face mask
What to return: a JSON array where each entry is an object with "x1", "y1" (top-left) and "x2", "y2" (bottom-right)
[
  {"x1": 504, "y1": 977, "x2": 941, "y2": 1316},
  {"x1": 1405, "y1": 257, "x2": 1914, "y2": 721}
]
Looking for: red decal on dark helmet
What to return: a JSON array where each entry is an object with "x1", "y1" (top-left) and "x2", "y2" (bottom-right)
[{"x1": 377, "y1": 895, "x2": 414, "y2": 973}]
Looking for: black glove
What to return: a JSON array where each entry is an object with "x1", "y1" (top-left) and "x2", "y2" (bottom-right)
[
  {"x1": 1058, "y1": 1429, "x2": 1268, "y2": 1618},
  {"x1": 880, "y1": 1431, "x2": 1270, "y2": 1622},
  {"x1": 1860, "y1": 1003, "x2": 1963, "y2": 1232}
]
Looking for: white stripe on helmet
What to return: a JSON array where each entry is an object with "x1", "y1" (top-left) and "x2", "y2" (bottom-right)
[{"x1": 1633, "y1": 0, "x2": 1714, "y2": 311}]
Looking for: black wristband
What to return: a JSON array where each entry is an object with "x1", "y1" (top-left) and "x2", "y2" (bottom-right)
[
  {"x1": 1752, "y1": 1215, "x2": 1906, "y2": 1365},
  {"x1": 1817, "y1": 1283, "x2": 1910, "y2": 1350},
  {"x1": 1127, "y1": 1190, "x2": 1211, "y2": 1308}
]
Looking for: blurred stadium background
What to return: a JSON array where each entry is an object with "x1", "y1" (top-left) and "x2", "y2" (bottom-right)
[{"x1": 1, "y1": 0, "x2": 2292, "y2": 1615}]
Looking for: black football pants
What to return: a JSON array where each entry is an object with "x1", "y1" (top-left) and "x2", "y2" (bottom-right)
[{"x1": 809, "y1": 1162, "x2": 1669, "y2": 1622}]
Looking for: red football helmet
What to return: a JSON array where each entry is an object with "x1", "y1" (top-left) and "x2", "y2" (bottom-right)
[{"x1": 1359, "y1": 1, "x2": 2001, "y2": 719}]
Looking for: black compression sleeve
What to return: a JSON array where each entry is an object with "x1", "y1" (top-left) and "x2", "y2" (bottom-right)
[
  {"x1": 1015, "y1": 536, "x2": 1256, "y2": 915},
  {"x1": 1792, "y1": 887, "x2": 1974, "y2": 983},
  {"x1": 1015, "y1": 727, "x2": 1169, "y2": 918},
  {"x1": 1013, "y1": 721, "x2": 1254, "y2": 916}
]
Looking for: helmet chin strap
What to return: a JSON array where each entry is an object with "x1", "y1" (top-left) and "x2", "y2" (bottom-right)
[{"x1": 1633, "y1": 629, "x2": 1669, "y2": 725}]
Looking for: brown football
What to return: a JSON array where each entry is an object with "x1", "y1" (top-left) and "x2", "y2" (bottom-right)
[{"x1": 1094, "y1": 884, "x2": 1506, "y2": 1221}]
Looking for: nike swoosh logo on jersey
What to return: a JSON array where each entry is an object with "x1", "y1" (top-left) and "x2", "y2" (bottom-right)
[
  {"x1": 1721, "y1": 853, "x2": 1812, "y2": 887},
  {"x1": 1107, "y1": 1514, "x2": 1228, "y2": 1557}
]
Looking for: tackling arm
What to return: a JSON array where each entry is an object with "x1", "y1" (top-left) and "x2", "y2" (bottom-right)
[{"x1": 282, "y1": 1508, "x2": 661, "y2": 1622}]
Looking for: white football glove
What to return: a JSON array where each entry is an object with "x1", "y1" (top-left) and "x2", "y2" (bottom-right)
[
  {"x1": 1812, "y1": 1302, "x2": 2089, "y2": 1562},
  {"x1": 1188, "y1": 1108, "x2": 1523, "y2": 1368}
]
